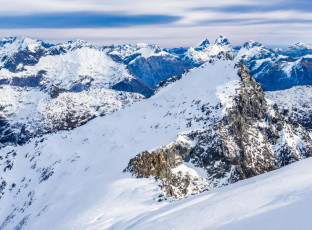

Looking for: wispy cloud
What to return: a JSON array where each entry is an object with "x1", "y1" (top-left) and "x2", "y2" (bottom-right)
[
  {"x1": 199, "y1": 18, "x2": 312, "y2": 26},
  {"x1": 0, "y1": 0, "x2": 311, "y2": 47},
  {"x1": 0, "y1": 12, "x2": 181, "y2": 29},
  {"x1": 193, "y1": 1, "x2": 312, "y2": 13}
]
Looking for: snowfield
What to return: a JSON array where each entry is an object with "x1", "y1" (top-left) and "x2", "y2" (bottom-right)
[{"x1": 119, "y1": 157, "x2": 312, "y2": 230}]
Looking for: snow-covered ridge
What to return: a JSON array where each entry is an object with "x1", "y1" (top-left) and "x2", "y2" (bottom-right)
[
  {"x1": 0, "y1": 55, "x2": 242, "y2": 229},
  {"x1": 0, "y1": 46, "x2": 136, "y2": 89},
  {"x1": 0, "y1": 84, "x2": 144, "y2": 149}
]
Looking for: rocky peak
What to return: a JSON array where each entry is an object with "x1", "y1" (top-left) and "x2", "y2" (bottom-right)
[
  {"x1": 0, "y1": 37, "x2": 48, "y2": 58},
  {"x1": 275, "y1": 42, "x2": 312, "y2": 57},
  {"x1": 135, "y1": 43, "x2": 162, "y2": 54},
  {"x1": 242, "y1": 40, "x2": 262, "y2": 49},
  {"x1": 194, "y1": 38, "x2": 210, "y2": 50},
  {"x1": 293, "y1": 42, "x2": 312, "y2": 49},
  {"x1": 126, "y1": 58, "x2": 312, "y2": 198},
  {"x1": 214, "y1": 35, "x2": 230, "y2": 46},
  {"x1": 49, "y1": 39, "x2": 93, "y2": 54}
]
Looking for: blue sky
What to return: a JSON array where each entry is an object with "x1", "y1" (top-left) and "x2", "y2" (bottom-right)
[{"x1": 0, "y1": 0, "x2": 311, "y2": 47}]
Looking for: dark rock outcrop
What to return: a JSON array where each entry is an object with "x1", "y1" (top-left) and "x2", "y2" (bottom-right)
[{"x1": 125, "y1": 141, "x2": 209, "y2": 200}]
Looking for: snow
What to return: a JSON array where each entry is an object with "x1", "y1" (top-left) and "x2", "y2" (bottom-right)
[
  {"x1": 235, "y1": 41, "x2": 273, "y2": 62},
  {"x1": 0, "y1": 85, "x2": 143, "y2": 147},
  {"x1": 282, "y1": 58, "x2": 301, "y2": 77},
  {"x1": 0, "y1": 51, "x2": 311, "y2": 229},
  {"x1": 119, "y1": 157, "x2": 312, "y2": 230},
  {"x1": 266, "y1": 85, "x2": 312, "y2": 116},
  {"x1": 0, "y1": 46, "x2": 135, "y2": 90},
  {"x1": 106, "y1": 43, "x2": 171, "y2": 65},
  {"x1": 0, "y1": 37, "x2": 43, "y2": 59},
  {"x1": 183, "y1": 36, "x2": 235, "y2": 65},
  {"x1": 294, "y1": 42, "x2": 312, "y2": 50}
]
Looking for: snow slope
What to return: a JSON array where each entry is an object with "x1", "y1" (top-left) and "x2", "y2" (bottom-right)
[{"x1": 119, "y1": 157, "x2": 312, "y2": 230}]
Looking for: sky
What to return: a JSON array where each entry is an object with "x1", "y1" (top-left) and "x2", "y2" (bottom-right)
[{"x1": 0, "y1": 0, "x2": 312, "y2": 47}]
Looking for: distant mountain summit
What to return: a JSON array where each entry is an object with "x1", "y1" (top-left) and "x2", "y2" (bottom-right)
[
  {"x1": 194, "y1": 38, "x2": 210, "y2": 50},
  {"x1": 276, "y1": 42, "x2": 312, "y2": 57},
  {"x1": 214, "y1": 34, "x2": 230, "y2": 46}
]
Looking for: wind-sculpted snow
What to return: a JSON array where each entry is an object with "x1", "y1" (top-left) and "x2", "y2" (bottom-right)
[{"x1": 118, "y1": 157, "x2": 312, "y2": 230}]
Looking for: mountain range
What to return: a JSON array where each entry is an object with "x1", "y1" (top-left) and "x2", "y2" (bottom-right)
[
  {"x1": 0, "y1": 35, "x2": 312, "y2": 229},
  {"x1": 1, "y1": 35, "x2": 312, "y2": 149}
]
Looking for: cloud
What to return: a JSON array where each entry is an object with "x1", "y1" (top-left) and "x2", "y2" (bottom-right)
[
  {"x1": 0, "y1": 12, "x2": 181, "y2": 28},
  {"x1": 0, "y1": 0, "x2": 311, "y2": 47},
  {"x1": 192, "y1": 0, "x2": 312, "y2": 13},
  {"x1": 199, "y1": 18, "x2": 312, "y2": 26}
]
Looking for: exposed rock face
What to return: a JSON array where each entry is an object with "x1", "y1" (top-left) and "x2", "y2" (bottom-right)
[
  {"x1": 187, "y1": 63, "x2": 312, "y2": 188},
  {"x1": 276, "y1": 42, "x2": 312, "y2": 58},
  {"x1": 125, "y1": 140, "x2": 209, "y2": 200},
  {"x1": 128, "y1": 55, "x2": 193, "y2": 88},
  {"x1": 126, "y1": 58, "x2": 312, "y2": 197},
  {"x1": 0, "y1": 52, "x2": 312, "y2": 229},
  {"x1": 112, "y1": 78, "x2": 154, "y2": 97},
  {"x1": 104, "y1": 43, "x2": 194, "y2": 89},
  {"x1": 164, "y1": 38, "x2": 312, "y2": 93}
]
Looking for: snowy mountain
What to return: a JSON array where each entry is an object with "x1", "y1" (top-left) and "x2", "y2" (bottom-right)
[
  {"x1": 104, "y1": 43, "x2": 193, "y2": 88},
  {"x1": 276, "y1": 42, "x2": 312, "y2": 57},
  {"x1": 165, "y1": 36, "x2": 312, "y2": 92},
  {"x1": 0, "y1": 85, "x2": 143, "y2": 148},
  {"x1": 0, "y1": 37, "x2": 149, "y2": 148},
  {"x1": 266, "y1": 85, "x2": 312, "y2": 131},
  {"x1": 181, "y1": 35, "x2": 236, "y2": 66},
  {"x1": 235, "y1": 40, "x2": 312, "y2": 91},
  {"x1": 1, "y1": 35, "x2": 312, "y2": 152},
  {"x1": 0, "y1": 54, "x2": 311, "y2": 229}
]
